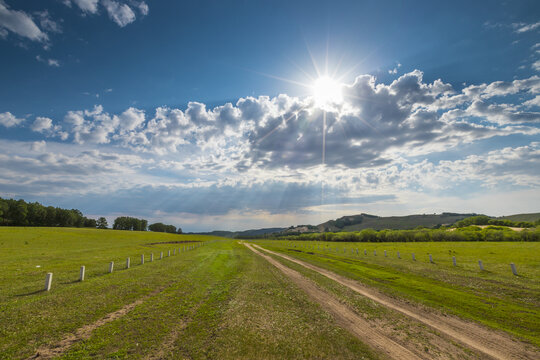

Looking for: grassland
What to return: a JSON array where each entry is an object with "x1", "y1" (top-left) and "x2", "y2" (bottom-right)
[
  {"x1": 499, "y1": 212, "x2": 540, "y2": 222},
  {"x1": 0, "y1": 227, "x2": 378, "y2": 359},
  {"x1": 253, "y1": 240, "x2": 540, "y2": 347}
]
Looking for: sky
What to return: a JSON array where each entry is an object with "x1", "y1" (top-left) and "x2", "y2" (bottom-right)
[{"x1": 1, "y1": 0, "x2": 539, "y2": 232}]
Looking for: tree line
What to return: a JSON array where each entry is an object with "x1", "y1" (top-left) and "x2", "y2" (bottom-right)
[
  {"x1": 271, "y1": 226, "x2": 540, "y2": 242},
  {"x1": 0, "y1": 197, "x2": 182, "y2": 233},
  {"x1": 0, "y1": 197, "x2": 97, "y2": 228},
  {"x1": 454, "y1": 215, "x2": 536, "y2": 228},
  {"x1": 148, "y1": 222, "x2": 182, "y2": 234}
]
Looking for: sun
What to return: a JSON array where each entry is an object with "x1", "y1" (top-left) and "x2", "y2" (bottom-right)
[{"x1": 312, "y1": 76, "x2": 343, "y2": 107}]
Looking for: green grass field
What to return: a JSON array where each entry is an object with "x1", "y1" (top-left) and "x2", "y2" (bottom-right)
[
  {"x1": 0, "y1": 228, "x2": 378, "y2": 359},
  {"x1": 1, "y1": 227, "x2": 539, "y2": 359},
  {"x1": 253, "y1": 239, "x2": 540, "y2": 346}
]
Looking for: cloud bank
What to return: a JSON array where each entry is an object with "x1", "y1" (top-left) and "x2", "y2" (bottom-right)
[{"x1": 1, "y1": 70, "x2": 539, "y2": 230}]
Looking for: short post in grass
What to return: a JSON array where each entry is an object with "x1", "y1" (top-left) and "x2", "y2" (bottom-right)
[
  {"x1": 168, "y1": 250, "x2": 171, "y2": 257},
  {"x1": 141, "y1": 254, "x2": 144, "y2": 265},
  {"x1": 160, "y1": 252, "x2": 163, "y2": 259},
  {"x1": 429, "y1": 254, "x2": 433, "y2": 263},
  {"x1": 412, "y1": 253, "x2": 416, "y2": 261},
  {"x1": 79, "y1": 266, "x2": 85, "y2": 281},
  {"x1": 452, "y1": 256, "x2": 456, "y2": 266},
  {"x1": 478, "y1": 260, "x2": 484, "y2": 271},
  {"x1": 364, "y1": 249, "x2": 367, "y2": 255},
  {"x1": 510, "y1": 263, "x2": 518, "y2": 276},
  {"x1": 356, "y1": 248, "x2": 359, "y2": 255},
  {"x1": 384, "y1": 250, "x2": 387, "y2": 257},
  {"x1": 397, "y1": 251, "x2": 401, "y2": 259},
  {"x1": 374, "y1": 250, "x2": 377, "y2": 256},
  {"x1": 126, "y1": 257, "x2": 130, "y2": 269},
  {"x1": 151, "y1": 253, "x2": 154, "y2": 262},
  {"x1": 109, "y1": 261, "x2": 114, "y2": 273},
  {"x1": 44, "y1": 273, "x2": 53, "y2": 291},
  {"x1": 174, "y1": 249, "x2": 176, "y2": 255}
]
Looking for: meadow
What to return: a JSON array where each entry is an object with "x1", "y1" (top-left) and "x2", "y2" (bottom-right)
[
  {"x1": 0, "y1": 228, "x2": 377, "y2": 359},
  {"x1": 1, "y1": 227, "x2": 538, "y2": 359}
]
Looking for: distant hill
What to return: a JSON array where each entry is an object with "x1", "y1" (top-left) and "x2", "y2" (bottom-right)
[
  {"x1": 190, "y1": 227, "x2": 286, "y2": 238},
  {"x1": 498, "y1": 213, "x2": 540, "y2": 223},
  {"x1": 317, "y1": 212, "x2": 477, "y2": 232},
  {"x1": 190, "y1": 211, "x2": 539, "y2": 237}
]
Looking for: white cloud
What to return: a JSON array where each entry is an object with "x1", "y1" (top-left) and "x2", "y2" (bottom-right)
[
  {"x1": 36, "y1": 10, "x2": 62, "y2": 34},
  {"x1": 102, "y1": 0, "x2": 136, "y2": 27},
  {"x1": 135, "y1": 1, "x2": 148, "y2": 16},
  {"x1": 35, "y1": 72, "x2": 539, "y2": 173},
  {"x1": 388, "y1": 62, "x2": 401, "y2": 74},
  {"x1": 0, "y1": 112, "x2": 24, "y2": 127},
  {"x1": 31, "y1": 140, "x2": 46, "y2": 152},
  {"x1": 115, "y1": 107, "x2": 145, "y2": 133},
  {"x1": 523, "y1": 95, "x2": 540, "y2": 108},
  {"x1": 36, "y1": 55, "x2": 61, "y2": 67},
  {"x1": 31, "y1": 117, "x2": 53, "y2": 132},
  {"x1": 48, "y1": 58, "x2": 60, "y2": 67},
  {"x1": 0, "y1": 1, "x2": 48, "y2": 42},
  {"x1": 513, "y1": 21, "x2": 540, "y2": 33},
  {"x1": 67, "y1": 0, "x2": 100, "y2": 14},
  {"x1": 533, "y1": 60, "x2": 540, "y2": 72}
]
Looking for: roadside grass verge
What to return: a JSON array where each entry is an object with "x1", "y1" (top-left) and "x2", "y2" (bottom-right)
[{"x1": 254, "y1": 240, "x2": 540, "y2": 347}]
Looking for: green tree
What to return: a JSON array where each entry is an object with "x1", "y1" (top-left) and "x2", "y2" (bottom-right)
[{"x1": 96, "y1": 217, "x2": 108, "y2": 229}]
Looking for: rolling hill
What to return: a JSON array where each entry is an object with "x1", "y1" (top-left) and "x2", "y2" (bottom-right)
[{"x1": 315, "y1": 212, "x2": 478, "y2": 232}]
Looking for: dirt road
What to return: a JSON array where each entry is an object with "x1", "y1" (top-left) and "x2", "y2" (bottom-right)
[
  {"x1": 249, "y1": 243, "x2": 538, "y2": 360},
  {"x1": 243, "y1": 242, "x2": 422, "y2": 359}
]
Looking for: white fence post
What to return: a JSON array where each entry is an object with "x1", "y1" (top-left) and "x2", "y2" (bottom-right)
[
  {"x1": 397, "y1": 251, "x2": 401, "y2": 259},
  {"x1": 141, "y1": 254, "x2": 144, "y2": 265},
  {"x1": 44, "y1": 272, "x2": 53, "y2": 291},
  {"x1": 151, "y1": 253, "x2": 154, "y2": 262},
  {"x1": 374, "y1": 250, "x2": 377, "y2": 256},
  {"x1": 109, "y1": 261, "x2": 114, "y2": 273},
  {"x1": 160, "y1": 252, "x2": 163, "y2": 259},
  {"x1": 412, "y1": 253, "x2": 416, "y2": 261},
  {"x1": 452, "y1": 256, "x2": 456, "y2": 266},
  {"x1": 126, "y1": 257, "x2": 130, "y2": 269},
  {"x1": 168, "y1": 250, "x2": 171, "y2": 257},
  {"x1": 384, "y1": 250, "x2": 387, "y2": 257},
  {"x1": 510, "y1": 263, "x2": 518, "y2": 276},
  {"x1": 79, "y1": 266, "x2": 85, "y2": 281},
  {"x1": 429, "y1": 254, "x2": 433, "y2": 263},
  {"x1": 478, "y1": 260, "x2": 484, "y2": 271},
  {"x1": 364, "y1": 249, "x2": 367, "y2": 255}
]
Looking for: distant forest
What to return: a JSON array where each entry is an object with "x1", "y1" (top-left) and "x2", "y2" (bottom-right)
[
  {"x1": 0, "y1": 197, "x2": 181, "y2": 233},
  {"x1": 0, "y1": 197, "x2": 97, "y2": 228}
]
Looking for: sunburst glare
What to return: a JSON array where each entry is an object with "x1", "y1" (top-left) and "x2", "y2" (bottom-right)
[{"x1": 312, "y1": 76, "x2": 343, "y2": 107}]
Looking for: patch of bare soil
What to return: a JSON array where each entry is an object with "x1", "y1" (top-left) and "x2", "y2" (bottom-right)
[
  {"x1": 28, "y1": 287, "x2": 167, "y2": 360},
  {"x1": 244, "y1": 243, "x2": 421, "y2": 359},
  {"x1": 146, "y1": 241, "x2": 202, "y2": 245},
  {"x1": 251, "y1": 244, "x2": 539, "y2": 360}
]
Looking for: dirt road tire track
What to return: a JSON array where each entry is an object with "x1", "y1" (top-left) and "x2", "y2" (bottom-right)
[
  {"x1": 28, "y1": 286, "x2": 167, "y2": 360},
  {"x1": 252, "y1": 243, "x2": 539, "y2": 360},
  {"x1": 243, "y1": 242, "x2": 421, "y2": 360}
]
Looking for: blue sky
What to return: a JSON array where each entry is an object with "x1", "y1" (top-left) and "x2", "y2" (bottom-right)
[{"x1": 1, "y1": 0, "x2": 539, "y2": 231}]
